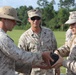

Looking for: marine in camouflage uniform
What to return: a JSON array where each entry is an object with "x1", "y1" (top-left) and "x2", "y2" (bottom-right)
[
  {"x1": 65, "y1": 27, "x2": 72, "y2": 75},
  {"x1": 0, "y1": 28, "x2": 43, "y2": 75},
  {"x1": 18, "y1": 9, "x2": 57, "y2": 75},
  {"x1": 0, "y1": 6, "x2": 52, "y2": 75},
  {"x1": 54, "y1": 11, "x2": 76, "y2": 75}
]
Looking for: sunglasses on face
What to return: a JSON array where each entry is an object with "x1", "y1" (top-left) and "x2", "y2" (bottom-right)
[{"x1": 31, "y1": 16, "x2": 41, "y2": 21}]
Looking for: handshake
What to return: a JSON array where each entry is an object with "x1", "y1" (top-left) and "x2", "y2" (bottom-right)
[{"x1": 37, "y1": 51, "x2": 63, "y2": 69}]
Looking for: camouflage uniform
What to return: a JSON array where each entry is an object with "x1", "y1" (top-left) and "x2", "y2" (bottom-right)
[
  {"x1": 18, "y1": 26, "x2": 57, "y2": 75},
  {"x1": 65, "y1": 28, "x2": 72, "y2": 74},
  {"x1": 57, "y1": 34, "x2": 76, "y2": 75},
  {"x1": 65, "y1": 28, "x2": 72, "y2": 42},
  {"x1": 0, "y1": 28, "x2": 43, "y2": 75}
]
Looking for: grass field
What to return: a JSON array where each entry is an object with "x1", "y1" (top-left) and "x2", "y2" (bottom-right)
[
  {"x1": 7, "y1": 30, "x2": 66, "y2": 74},
  {"x1": 7, "y1": 30, "x2": 25, "y2": 45},
  {"x1": 54, "y1": 31, "x2": 65, "y2": 47}
]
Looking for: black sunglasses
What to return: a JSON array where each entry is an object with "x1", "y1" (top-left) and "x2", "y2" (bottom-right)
[{"x1": 31, "y1": 16, "x2": 41, "y2": 21}]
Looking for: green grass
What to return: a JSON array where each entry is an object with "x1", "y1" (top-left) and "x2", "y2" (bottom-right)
[
  {"x1": 7, "y1": 30, "x2": 25, "y2": 45},
  {"x1": 7, "y1": 30, "x2": 66, "y2": 74},
  {"x1": 54, "y1": 31, "x2": 65, "y2": 47}
]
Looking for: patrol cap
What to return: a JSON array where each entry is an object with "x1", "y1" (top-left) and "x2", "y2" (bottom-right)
[
  {"x1": 0, "y1": 6, "x2": 21, "y2": 22},
  {"x1": 27, "y1": 9, "x2": 42, "y2": 18},
  {"x1": 65, "y1": 11, "x2": 76, "y2": 24}
]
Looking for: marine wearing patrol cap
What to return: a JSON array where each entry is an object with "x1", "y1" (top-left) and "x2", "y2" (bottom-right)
[
  {"x1": 27, "y1": 9, "x2": 42, "y2": 18},
  {"x1": 65, "y1": 11, "x2": 76, "y2": 24}
]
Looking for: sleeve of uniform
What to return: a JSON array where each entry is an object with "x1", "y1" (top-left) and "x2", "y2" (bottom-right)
[
  {"x1": 57, "y1": 45, "x2": 70, "y2": 57},
  {"x1": 15, "y1": 62, "x2": 32, "y2": 73},
  {"x1": 62, "y1": 45, "x2": 76, "y2": 74},
  {"x1": 0, "y1": 34, "x2": 43, "y2": 66}
]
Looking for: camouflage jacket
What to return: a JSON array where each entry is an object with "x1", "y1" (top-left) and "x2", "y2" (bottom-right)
[
  {"x1": 18, "y1": 26, "x2": 57, "y2": 75},
  {"x1": 0, "y1": 28, "x2": 43, "y2": 75},
  {"x1": 65, "y1": 28, "x2": 72, "y2": 42},
  {"x1": 58, "y1": 35, "x2": 76, "y2": 75}
]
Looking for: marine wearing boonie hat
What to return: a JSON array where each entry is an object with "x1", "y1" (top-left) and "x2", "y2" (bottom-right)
[
  {"x1": 0, "y1": 6, "x2": 21, "y2": 22},
  {"x1": 27, "y1": 9, "x2": 42, "y2": 18},
  {"x1": 65, "y1": 11, "x2": 76, "y2": 24}
]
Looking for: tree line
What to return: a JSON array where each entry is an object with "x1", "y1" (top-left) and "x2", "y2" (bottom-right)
[{"x1": 15, "y1": 0, "x2": 76, "y2": 31}]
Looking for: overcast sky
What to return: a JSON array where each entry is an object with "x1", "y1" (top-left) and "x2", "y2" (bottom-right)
[{"x1": 0, "y1": 0, "x2": 59, "y2": 11}]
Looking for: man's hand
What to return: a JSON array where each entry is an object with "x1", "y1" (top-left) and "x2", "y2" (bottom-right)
[
  {"x1": 42, "y1": 51, "x2": 54, "y2": 67},
  {"x1": 51, "y1": 54, "x2": 63, "y2": 69},
  {"x1": 32, "y1": 51, "x2": 54, "y2": 69},
  {"x1": 32, "y1": 62, "x2": 51, "y2": 69}
]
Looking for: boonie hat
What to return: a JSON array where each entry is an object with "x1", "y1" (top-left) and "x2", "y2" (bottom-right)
[
  {"x1": 27, "y1": 9, "x2": 42, "y2": 18},
  {"x1": 0, "y1": 6, "x2": 21, "y2": 22},
  {"x1": 65, "y1": 11, "x2": 76, "y2": 24}
]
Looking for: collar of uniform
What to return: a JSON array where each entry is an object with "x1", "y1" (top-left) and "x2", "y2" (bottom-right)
[
  {"x1": 30, "y1": 26, "x2": 47, "y2": 37},
  {"x1": 0, "y1": 28, "x2": 6, "y2": 34},
  {"x1": 30, "y1": 27, "x2": 42, "y2": 38},
  {"x1": 0, "y1": 28, "x2": 14, "y2": 42},
  {"x1": 29, "y1": 28, "x2": 34, "y2": 37}
]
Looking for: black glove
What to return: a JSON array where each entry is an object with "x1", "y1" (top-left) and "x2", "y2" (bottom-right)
[{"x1": 50, "y1": 52, "x2": 59, "y2": 65}]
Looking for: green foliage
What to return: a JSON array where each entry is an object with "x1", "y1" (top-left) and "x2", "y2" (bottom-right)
[
  {"x1": 16, "y1": 5, "x2": 33, "y2": 26},
  {"x1": 41, "y1": 2, "x2": 56, "y2": 27},
  {"x1": 25, "y1": 23, "x2": 30, "y2": 30},
  {"x1": 48, "y1": 16, "x2": 59, "y2": 30},
  {"x1": 58, "y1": 0, "x2": 75, "y2": 10},
  {"x1": 15, "y1": 0, "x2": 76, "y2": 31},
  {"x1": 42, "y1": 3, "x2": 54, "y2": 21},
  {"x1": 57, "y1": 8, "x2": 69, "y2": 30},
  {"x1": 58, "y1": 8, "x2": 69, "y2": 25}
]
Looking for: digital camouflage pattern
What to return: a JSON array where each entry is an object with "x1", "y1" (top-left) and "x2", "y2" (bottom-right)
[
  {"x1": 0, "y1": 28, "x2": 43, "y2": 75},
  {"x1": 18, "y1": 26, "x2": 57, "y2": 75}
]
